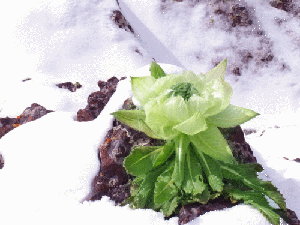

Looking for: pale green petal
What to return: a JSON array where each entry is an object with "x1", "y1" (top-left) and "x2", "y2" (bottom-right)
[
  {"x1": 161, "y1": 96, "x2": 189, "y2": 124},
  {"x1": 204, "y1": 58, "x2": 228, "y2": 82},
  {"x1": 187, "y1": 94, "x2": 211, "y2": 117},
  {"x1": 206, "y1": 104, "x2": 260, "y2": 128},
  {"x1": 173, "y1": 111, "x2": 207, "y2": 135},
  {"x1": 131, "y1": 76, "x2": 157, "y2": 105},
  {"x1": 203, "y1": 78, "x2": 233, "y2": 117},
  {"x1": 144, "y1": 98, "x2": 180, "y2": 140}
]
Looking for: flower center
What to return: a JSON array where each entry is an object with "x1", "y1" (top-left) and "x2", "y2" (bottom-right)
[{"x1": 167, "y1": 82, "x2": 199, "y2": 101}]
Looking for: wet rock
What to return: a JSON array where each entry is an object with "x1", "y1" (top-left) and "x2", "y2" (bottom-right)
[
  {"x1": 76, "y1": 77, "x2": 125, "y2": 122},
  {"x1": 0, "y1": 103, "x2": 54, "y2": 139},
  {"x1": 56, "y1": 82, "x2": 82, "y2": 92}
]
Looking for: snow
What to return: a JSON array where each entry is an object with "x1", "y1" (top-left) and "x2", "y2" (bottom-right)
[{"x1": 0, "y1": 0, "x2": 299, "y2": 224}]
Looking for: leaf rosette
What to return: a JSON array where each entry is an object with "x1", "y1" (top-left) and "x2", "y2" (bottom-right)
[{"x1": 113, "y1": 61, "x2": 288, "y2": 225}]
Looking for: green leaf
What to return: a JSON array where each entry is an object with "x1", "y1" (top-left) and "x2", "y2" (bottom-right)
[
  {"x1": 192, "y1": 149, "x2": 224, "y2": 192},
  {"x1": 149, "y1": 61, "x2": 166, "y2": 79},
  {"x1": 124, "y1": 145, "x2": 172, "y2": 176},
  {"x1": 260, "y1": 181, "x2": 286, "y2": 211},
  {"x1": 132, "y1": 158, "x2": 175, "y2": 209},
  {"x1": 153, "y1": 141, "x2": 175, "y2": 167},
  {"x1": 205, "y1": 58, "x2": 228, "y2": 81},
  {"x1": 206, "y1": 104, "x2": 260, "y2": 128},
  {"x1": 180, "y1": 187, "x2": 211, "y2": 205},
  {"x1": 111, "y1": 110, "x2": 161, "y2": 139},
  {"x1": 131, "y1": 76, "x2": 157, "y2": 106},
  {"x1": 182, "y1": 147, "x2": 206, "y2": 194},
  {"x1": 154, "y1": 162, "x2": 178, "y2": 205},
  {"x1": 160, "y1": 196, "x2": 180, "y2": 217},
  {"x1": 144, "y1": 97, "x2": 182, "y2": 140},
  {"x1": 173, "y1": 111, "x2": 208, "y2": 135},
  {"x1": 201, "y1": 58, "x2": 233, "y2": 117},
  {"x1": 220, "y1": 162, "x2": 286, "y2": 211},
  {"x1": 172, "y1": 134, "x2": 190, "y2": 187},
  {"x1": 189, "y1": 124, "x2": 235, "y2": 164},
  {"x1": 227, "y1": 189, "x2": 281, "y2": 225}
]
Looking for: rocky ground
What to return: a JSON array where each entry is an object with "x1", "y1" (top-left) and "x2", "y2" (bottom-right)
[
  {"x1": 1, "y1": 76, "x2": 299, "y2": 224},
  {"x1": 1, "y1": 0, "x2": 300, "y2": 223}
]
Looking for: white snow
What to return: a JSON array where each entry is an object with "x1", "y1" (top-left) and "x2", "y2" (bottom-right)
[{"x1": 0, "y1": 0, "x2": 300, "y2": 224}]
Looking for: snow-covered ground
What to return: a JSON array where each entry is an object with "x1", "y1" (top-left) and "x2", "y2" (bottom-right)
[{"x1": 0, "y1": 0, "x2": 300, "y2": 224}]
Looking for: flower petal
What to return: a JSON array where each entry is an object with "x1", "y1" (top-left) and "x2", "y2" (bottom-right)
[{"x1": 173, "y1": 111, "x2": 207, "y2": 135}]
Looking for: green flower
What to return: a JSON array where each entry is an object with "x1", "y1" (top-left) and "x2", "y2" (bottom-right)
[
  {"x1": 112, "y1": 61, "x2": 287, "y2": 225},
  {"x1": 131, "y1": 59, "x2": 233, "y2": 139},
  {"x1": 112, "y1": 59, "x2": 259, "y2": 164}
]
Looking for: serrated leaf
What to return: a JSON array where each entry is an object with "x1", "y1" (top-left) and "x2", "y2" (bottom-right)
[
  {"x1": 133, "y1": 158, "x2": 175, "y2": 209},
  {"x1": 149, "y1": 61, "x2": 166, "y2": 79},
  {"x1": 153, "y1": 141, "x2": 175, "y2": 167},
  {"x1": 227, "y1": 189, "x2": 281, "y2": 225},
  {"x1": 180, "y1": 187, "x2": 211, "y2": 205},
  {"x1": 154, "y1": 163, "x2": 178, "y2": 205},
  {"x1": 111, "y1": 110, "x2": 161, "y2": 139},
  {"x1": 124, "y1": 144, "x2": 174, "y2": 176},
  {"x1": 259, "y1": 180, "x2": 287, "y2": 211},
  {"x1": 220, "y1": 162, "x2": 286, "y2": 211},
  {"x1": 182, "y1": 148, "x2": 206, "y2": 194},
  {"x1": 206, "y1": 104, "x2": 260, "y2": 128},
  {"x1": 220, "y1": 162, "x2": 262, "y2": 180},
  {"x1": 172, "y1": 134, "x2": 190, "y2": 187},
  {"x1": 189, "y1": 124, "x2": 235, "y2": 164},
  {"x1": 192, "y1": 149, "x2": 224, "y2": 192},
  {"x1": 161, "y1": 196, "x2": 180, "y2": 217}
]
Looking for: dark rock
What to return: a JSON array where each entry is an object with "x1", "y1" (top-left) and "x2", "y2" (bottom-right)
[
  {"x1": 293, "y1": 158, "x2": 300, "y2": 163},
  {"x1": 0, "y1": 103, "x2": 54, "y2": 139},
  {"x1": 275, "y1": 208, "x2": 300, "y2": 225},
  {"x1": 228, "y1": 4, "x2": 252, "y2": 27},
  {"x1": 22, "y1": 78, "x2": 32, "y2": 82},
  {"x1": 270, "y1": 0, "x2": 294, "y2": 12},
  {"x1": 219, "y1": 126, "x2": 257, "y2": 164},
  {"x1": 89, "y1": 98, "x2": 166, "y2": 203},
  {"x1": 110, "y1": 9, "x2": 134, "y2": 34},
  {"x1": 232, "y1": 67, "x2": 241, "y2": 76},
  {"x1": 77, "y1": 109, "x2": 95, "y2": 122},
  {"x1": 56, "y1": 82, "x2": 82, "y2": 92},
  {"x1": 0, "y1": 117, "x2": 19, "y2": 139},
  {"x1": 77, "y1": 77, "x2": 125, "y2": 122},
  {"x1": 18, "y1": 103, "x2": 54, "y2": 125},
  {"x1": 177, "y1": 197, "x2": 241, "y2": 225},
  {"x1": 0, "y1": 152, "x2": 4, "y2": 169},
  {"x1": 261, "y1": 53, "x2": 274, "y2": 62}
]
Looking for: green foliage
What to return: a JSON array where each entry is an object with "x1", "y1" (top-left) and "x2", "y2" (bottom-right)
[{"x1": 114, "y1": 61, "x2": 287, "y2": 225}]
